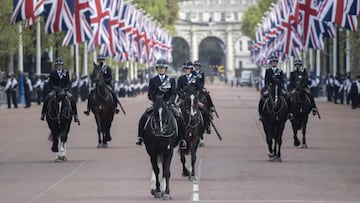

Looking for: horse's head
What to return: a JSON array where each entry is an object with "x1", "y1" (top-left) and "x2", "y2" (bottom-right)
[
  {"x1": 152, "y1": 95, "x2": 170, "y2": 123},
  {"x1": 182, "y1": 87, "x2": 200, "y2": 117},
  {"x1": 93, "y1": 63, "x2": 105, "y2": 86}
]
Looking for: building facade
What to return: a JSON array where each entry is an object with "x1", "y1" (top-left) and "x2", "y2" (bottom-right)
[{"x1": 175, "y1": 0, "x2": 258, "y2": 80}]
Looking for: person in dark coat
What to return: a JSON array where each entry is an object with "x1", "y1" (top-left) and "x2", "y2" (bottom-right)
[
  {"x1": 350, "y1": 75, "x2": 360, "y2": 109},
  {"x1": 84, "y1": 54, "x2": 120, "y2": 115},
  {"x1": 23, "y1": 73, "x2": 33, "y2": 108},
  {"x1": 40, "y1": 58, "x2": 79, "y2": 123},
  {"x1": 4, "y1": 73, "x2": 18, "y2": 108},
  {"x1": 136, "y1": 59, "x2": 187, "y2": 149},
  {"x1": 325, "y1": 74, "x2": 334, "y2": 102}
]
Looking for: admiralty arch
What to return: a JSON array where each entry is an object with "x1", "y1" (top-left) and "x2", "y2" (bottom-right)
[{"x1": 173, "y1": 0, "x2": 258, "y2": 81}]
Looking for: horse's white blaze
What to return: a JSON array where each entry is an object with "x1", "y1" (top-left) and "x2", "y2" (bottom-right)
[
  {"x1": 190, "y1": 94, "x2": 195, "y2": 116},
  {"x1": 158, "y1": 107, "x2": 163, "y2": 132}
]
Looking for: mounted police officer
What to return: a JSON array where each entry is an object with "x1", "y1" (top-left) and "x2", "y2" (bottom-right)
[
  {"x1": 289, "y1": 59, "x2": 318, "y2": 116},
  {"x1": 258, "y1": 55, "x2": 290, "y2": 121},
  {"x1": 84, "y1": 54, "x2": 120, "y2": 115},
  {"x1": 136, "y1": 59, "x2": 187, "y2": 149},
  {"x1": 40, "y1": 57, "x2": 79, "y2": 123},
  {"x1": 192, "y1": 60, "x2": 216, "y2": 134}
]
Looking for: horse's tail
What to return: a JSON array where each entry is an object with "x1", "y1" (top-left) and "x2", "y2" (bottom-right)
[{"x1": 48, "y1": 132, "x2": 54, "y2": 142}]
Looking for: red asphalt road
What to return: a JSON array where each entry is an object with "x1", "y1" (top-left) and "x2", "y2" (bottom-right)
[{"x1": 0, "y1": 84, "x2": 359, "y2": 203}]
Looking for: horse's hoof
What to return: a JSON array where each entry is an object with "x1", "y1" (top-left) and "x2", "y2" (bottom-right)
[
  {"x1": 189, "y1": 175, "x2": 197, "y2": 181},
  {"x1": 150, "y1": 189, "x2": 155, "y2": 195},
  {"x1": 301, "y1": 144, "x2": 308, "y2": 148},
  {"x1": 182, "y1": 170, "x2": 190, "y2": 177},
  {"x1": 102, "y1": 143, "x2": 108, "y2": 148},
  {"x1": 274, "y1": 157, "x2": 282, "y2": 162},
  {"x1": 154, "y1": 191, "x2": 162, "y2": 198},
  {"x1": 294, "y1": 139, "x2": 301, "y2": 147},
  {"x1": 269, "y1": 156, "x2": 276, "y2": 161},
  {"x1": 55, "y1": 157, "x2": 62, "y2": 162},
  {"x1": 162, "y1": 194, "x2": 172, "y2": 200},
  {"x1": 97, "y1": 143, "x2": 102, "y2": 148},
  {"x1": 267, "y1": 152, "x2": 274, "y2": 158},
  {"x1": 198, "y1": 142, "x2": 205, "y2": 147}
]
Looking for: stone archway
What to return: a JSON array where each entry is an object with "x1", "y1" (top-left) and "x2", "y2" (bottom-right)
[
  {"x1": 198, "y1": 36, "x2": 225, "y2": 76},
  {"x1": 171, "y1": 36, "x2": 190, "y2": 70}
]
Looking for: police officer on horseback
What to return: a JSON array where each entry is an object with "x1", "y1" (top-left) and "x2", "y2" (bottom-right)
[
  {"x1": 84, "y1": 54, "x2": 120, "y2": 115},
  {"x1": 258, "y1": 55, "x2": 290, "y2": 121},
  {"x1": 192, "y1": 60, "x2": 216, "y2": 134},
  {"x1": 40, "y1": 57, "x2": 79, "y2": 123},
  {"x1": 289, "y1": 59, "x2": 318, "y2": 115},
  {"x1": 136, "y1": 59, "x2": 187, "y2": 149}
]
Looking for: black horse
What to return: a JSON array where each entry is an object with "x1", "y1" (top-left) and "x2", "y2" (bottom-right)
[
  {"x1": 90, "y1": 64, "x2": 115, "y2": 148},
  {"x1": 289, "y1": 74, "x2": 314, "y2": 148},
  {"x1": 260, "y1": 84, "x2": 288, "y2": 162},
  {"x1": 45, "y1": 89, "x2": 73, "y2": 162},
  {"x1": 143, "y1": 95, "x2": 178, "y2": 200},
  {"x1": 179, "y1": 86, "x2": 205, "y2": 180}
]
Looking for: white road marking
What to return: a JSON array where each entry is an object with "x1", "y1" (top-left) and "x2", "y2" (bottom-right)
[
  {"x1": 27, "y1": 160, "x2": 88, "y2": 203},
  {"x1": 190, "y1": 158, "x2": 203, "y2": 202}
]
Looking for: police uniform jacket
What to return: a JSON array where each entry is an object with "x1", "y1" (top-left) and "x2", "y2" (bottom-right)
[
  {"x1": 264, "y1": 67, "x2": 285, "y2": 88},
  {"x1": 192, "y1": 70, "x2": 205, "y2": 90},
  {"x1": 49, "y1": 69, "x2": 70, "y2": 91},
  {"x1": 290, "y1": 69, "x2": 308, "y2": 89},
  {"x1": 148, "y1": 74, "x2": 176, "y2": 104},
  {"x1": 91, "y1": 64, "x2": 112, "y2": 86},
  {"x1": 177, "y1": 74, "x2": 202, "y2": 94}
]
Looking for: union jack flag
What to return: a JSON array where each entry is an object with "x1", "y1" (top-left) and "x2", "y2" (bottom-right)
[
  {"x1": 298, "y1": 0, "x2": 325, "y2": 49},
  {"x1": 318, "y1": 0, "x2": 358, "y2": 31},
  {"x1": 11, "y1": 0, "x2": 44, "y2": 27},
  {"x1": 88, "y1": 0, "x2": 110, "y2": 50},
  {"x1": 43, "y1": 0, "x2": 73, "y2": 33},
  {"x1": 62, "y1": 0, "x2": 93, "y2": 46},
  {"x1": 346, "y1": 0, "x2": 360, "y2": 15}
]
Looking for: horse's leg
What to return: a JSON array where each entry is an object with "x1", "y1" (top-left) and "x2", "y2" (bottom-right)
[
  {"x1": 264, "y1": 126, "x2": 274, "y2": 160},
  {"x1": 301, "y1": 116, "x2": 308, "y2": 148},
  {"x1": 162, "y1": 149, "x2": 173, "y2": 200},
  {"x1": 150, "y1": 156, "x2": 162, "y2": 198},
  {"x1": 275, "y1": 123, "x2": 285, "y2": 162},
  {"x1": 189, "y1": 138, "x2": 200, "y2": 181},
  {"x1": 180, "y1": 149, "x2": 190, "y2": 177},
  {"x1": 51, "y1": 133, "x2": 59, "y2": 153},
  {"x1": 96, "y1": 118, "x2": 102, "y2": 148},
  {"x1": 292, "y1": 121, "x2": 301, "y2": 147}
]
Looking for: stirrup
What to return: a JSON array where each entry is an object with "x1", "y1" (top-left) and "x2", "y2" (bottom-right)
[
  {"x1": 40, "y1": 114, "x2": 45, "y2": 121},
  {"x1": 115, "y1": 108, "x2": 120, "y2": 114},
  {"x1": 287, "y1": 113, "x2": 294, "y2": 120},
  {"x1": 312, "y1": 108, "x2": 318, "y2": 115}
]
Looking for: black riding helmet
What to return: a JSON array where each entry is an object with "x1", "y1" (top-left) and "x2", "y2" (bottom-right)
[
  {"x1": 97, "y1": 54, "x2": 106, "y2": 61},
  {"x1": 55, "y1": 57, "x2": 64, "y2": 65},
  {"x1": 294, "y1": 59, "x2": 302, "y2": 65},
  {"x1": 194, "y1": 60, "x2": 201, "y2": 66},
  {"x1": 184, "y1": 61, "x2": 194, "y2": 69},
  {"x1": 155, "y1": 59, "x2": 168, "y2": 69}
]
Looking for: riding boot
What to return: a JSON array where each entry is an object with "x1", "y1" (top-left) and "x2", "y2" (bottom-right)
[
  {"x1": 258, "y1": 97, "x2": 264, "y2": 121},
  {"x1": 83, "y1": 94, "x2": 91, "y2": 116},
  {"x1": 111, "y1": 91, "x2": 120, "y2": 114},
  {"x1": 41, "y1": 94, "x2": 52, "y2": 120},
  {"x1": 286, "y1": 95, "x2": 293, "y2": 120},
  {"x1": 70, "y1": 99, "x2": 80, "y2": 124},
  {"x1": 136, "y1": 112, "x2": 148, "y2": 146},
  {"x1": 177, "y1": 117, "x2": 187, "y2": 150}
]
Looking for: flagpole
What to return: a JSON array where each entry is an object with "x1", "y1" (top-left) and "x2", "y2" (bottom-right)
[
  {"x1": 309, "y1": 49, "x2": 314, "y2": 74},
  {"x1": 18, "y1": 23, "x2": 25, "y2": 105},
  {"x1": 316, "y1": 49, "x2": 321, "y2": 78},
  {"x1": 83, "y1": 43, "x2": 88, "y2": 76},
  {"x1": 75, "y1": 44, "x2": 79, "y2": 78},
  {"x1": 333, "y1": 29, "x2": 337, "y2": 76},
  {"x1": 36, "y1": 19, "x2": 41, "y2": 75},
  {"x1": 346, "y1": 30, "x2": 350, "y2": 74}
]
